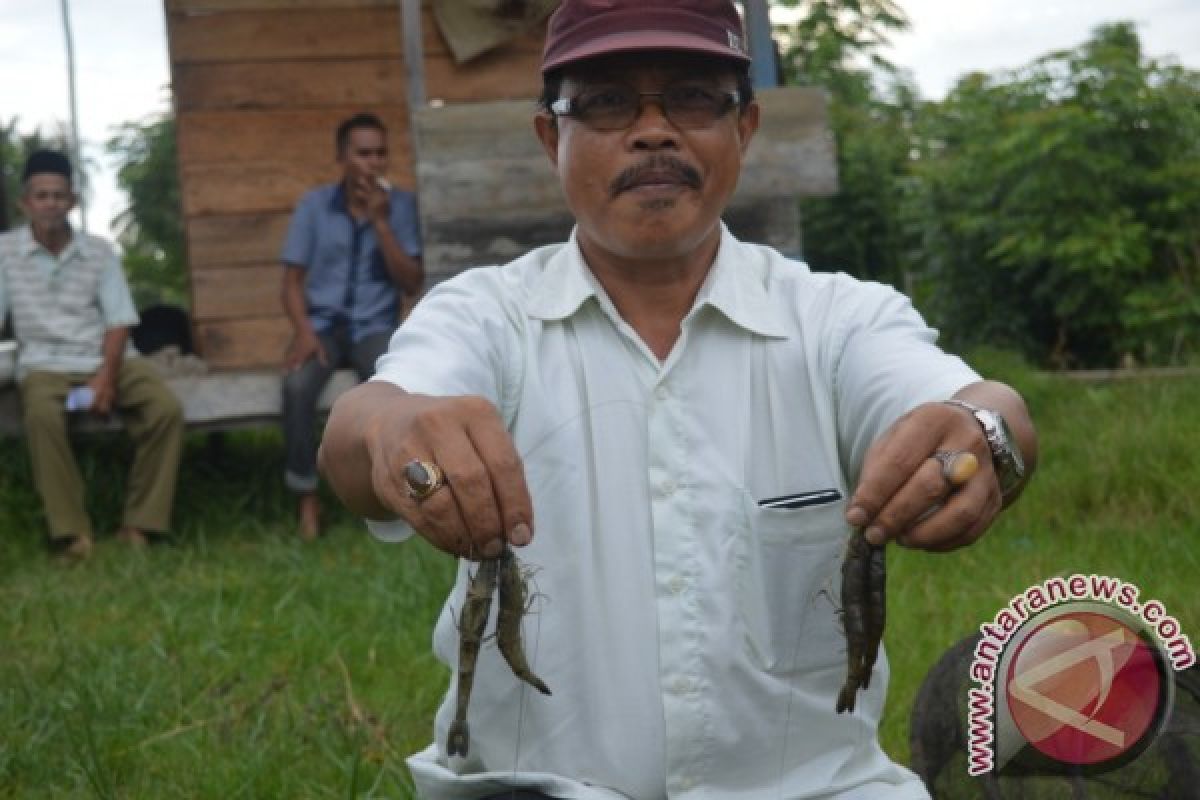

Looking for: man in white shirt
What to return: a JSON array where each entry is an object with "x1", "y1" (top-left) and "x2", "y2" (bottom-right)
[
  {"x1": 318, "y1": 1, "x2": 1038, "y2": 797},
  {"x1": 0, "y1": 150, "x2": 184, "y2": 559}
]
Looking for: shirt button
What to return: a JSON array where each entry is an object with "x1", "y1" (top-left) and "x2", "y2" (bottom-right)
[
  {"x1": 672, "y1": 676, "x2": 691, "y2": 693},
  {"x1": 655, "y1": 385, "x2": 669, "y2": 400},
  {"x1": 669, "y1": 575, "x2": 686, "y2": 594},
  {"x1": 660, "y1": 479, "x2": 678, "y2": 497}
]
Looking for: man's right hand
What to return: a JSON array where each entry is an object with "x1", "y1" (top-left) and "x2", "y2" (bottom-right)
[
  {"x1": 321, "y1": 385, "x2": 534, "y2": 559},
  {"x1": 284, "y1": 330, "x2": 327, "y2": 372}
]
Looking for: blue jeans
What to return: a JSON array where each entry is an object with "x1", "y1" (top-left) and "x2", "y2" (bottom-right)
[{"x1": 282, "y1": 327, "x2": 390, "y2": 493}]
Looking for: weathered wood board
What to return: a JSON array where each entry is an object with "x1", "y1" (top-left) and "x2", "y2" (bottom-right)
[
  {"x1": 167, "y1": 0, "x2": 398, "y2": 10},
  {"x1": 181, "y1": 161, "x2": 338, "y2": 219},
  {"x1": 193, "y1": 317, "x2": 293, "y2": 371},
  {"x1": 422, "y1": 45, "x2": 544, "y2": 102},
  {"x1": 187, "y1": 213, "x2": 293, "y2": 268},
  {"x1": 174, "y1": 62, "x2": 410, "y2": 112},
  {"x1": 191, "y1": 265, "x2": 281, "y2": 321},
  {"x1": 168, "y1": 0, "x2": 552, "y2": 370},
  {"x1": 168, "y1": 8, "x2": 404, "y2": 62}
]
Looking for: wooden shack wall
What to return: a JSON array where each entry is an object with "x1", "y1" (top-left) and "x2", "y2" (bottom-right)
[
  {"x1": 166, "y1": 0, "x2": 545, "y2": 370},
  {"x1": 412, "y1": 87, "x2": 837, "y2": 281}
]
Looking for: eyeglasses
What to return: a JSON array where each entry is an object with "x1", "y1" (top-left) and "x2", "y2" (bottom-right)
[{"x1": 550, "y1": 85, "x2": 741, "y2": 131}]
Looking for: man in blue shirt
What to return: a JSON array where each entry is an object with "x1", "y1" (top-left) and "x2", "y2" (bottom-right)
[{"x1": 280, "y1": 113, "x2": 423, "y2": 539}]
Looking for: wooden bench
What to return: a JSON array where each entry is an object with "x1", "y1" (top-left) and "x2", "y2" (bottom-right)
[{"x1": 0, "y1": 368, "x2": 359, "y2": 439}]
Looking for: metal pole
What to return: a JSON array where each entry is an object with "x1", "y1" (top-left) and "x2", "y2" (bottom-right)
[
  {"x1": 0, "y1": 128, "x2": 9, "y2": 232},
  {"x1": 743, "y1": 0, "x2": 779, "y2": 89},
  {"x1": 401, "y1": 0, "x2": 426, "y2": 110},
  {"x1": 60, "y1": 0, "x2": 88, "y2": 232}
]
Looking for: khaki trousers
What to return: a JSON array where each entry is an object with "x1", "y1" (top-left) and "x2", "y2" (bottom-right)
[{"x1": 19, "y1": 359, "x2": 184, "y2": 539}]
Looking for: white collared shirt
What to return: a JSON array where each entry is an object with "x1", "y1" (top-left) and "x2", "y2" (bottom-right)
[
  {"x1": 0, "y1": 226, "x2": 139, "y2": 379},
  {"x1": 369, "y1": 226, "x2": 978, "y2": 800}
]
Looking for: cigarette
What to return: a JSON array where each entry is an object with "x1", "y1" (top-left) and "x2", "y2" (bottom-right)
[{"x1": 376, "y1": 176, "x2": 392, "y2": 191}]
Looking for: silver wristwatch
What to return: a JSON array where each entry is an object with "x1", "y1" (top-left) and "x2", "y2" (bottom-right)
[{"x1": 944, "y1": 399, "x2": 1026, "y2": 502}]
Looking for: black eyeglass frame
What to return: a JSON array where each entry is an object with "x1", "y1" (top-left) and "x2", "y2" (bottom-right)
[{"x1": 549, "y1": 86, "x2": 742, "y2": 131}]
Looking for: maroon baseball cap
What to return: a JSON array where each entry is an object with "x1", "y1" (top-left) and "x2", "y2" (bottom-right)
[{"x1": 542, "y1": 0, "x2": 751, "y2": 74}]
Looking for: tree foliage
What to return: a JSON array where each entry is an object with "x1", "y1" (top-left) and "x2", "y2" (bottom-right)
[
  {"x1": 772, "y1": 0, "x2": 909, "y2": 89},
  {"x1": 911, "y1": 23, "x2": 1200, "y2": 367},
  {"x1": 106, "y1": 114, "x2": 188, "y2": 308},
  {"x1": 772, "y1": 0, "x2": 916, "y2": 289},
  {"x1": 799, "y1": 74, "x2": 921, "y2": 290},
  {"x1": 774, "y1": 10, "x2": 1200, "y2": 368}
]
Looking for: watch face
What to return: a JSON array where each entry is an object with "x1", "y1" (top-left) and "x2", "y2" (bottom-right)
[
  {"x1": 945, "y1": 400, "x2": 1025, "y2": 495},
  {"x1": 997, "y1": 414, "x2": 1026, "y2": 477},
  {"x1": 985, "y1": 412, "x2": 1025, "y2": 504}
]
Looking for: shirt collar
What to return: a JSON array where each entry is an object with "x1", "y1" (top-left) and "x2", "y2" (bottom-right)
[
  {"x1": 330, "y1": 182, "x2": 349, "y2": 213},
  {"x1": 18, "y1": 227, "x2": 39, "y2": 257},
  {"x1": 526, "y1": 229, "x2": 602, "y2": 322},
  {"x1": 19, "y1": 224, "x2": 81, "y2": 262},
  {"x1": 527, "y1": 224, "x2": 789, "y2": 339},
  {"x1": 690, "y1": 224, "x2": 789, "y2": 339}
]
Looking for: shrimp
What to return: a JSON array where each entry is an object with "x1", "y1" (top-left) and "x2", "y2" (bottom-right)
[
  {"x1": 447, "y1": 556, "x2": 499, "y2": 757},
  {"x1": 496, "y1": 546, "x2": 552, "y2": 696},
  {"x1": 862, "y1": 542, "x2": 886, "y2": 687},
  {"x1": 446, "y1": 546, "x2": 551, "y2": 757},
  {"x1": 836, "y1": 528, "x2": 886, "y2": 713}
]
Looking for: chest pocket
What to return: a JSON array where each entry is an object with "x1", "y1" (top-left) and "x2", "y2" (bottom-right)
[
  {"x1": 50, "y1": 265, "x2": 101, "y2": 316},
  {"x1": 735, "y1": 492, "x2": 850, "y2": 674},
  {"x1": 314, "y1": 237, "x2": 351, "y2": 277}
]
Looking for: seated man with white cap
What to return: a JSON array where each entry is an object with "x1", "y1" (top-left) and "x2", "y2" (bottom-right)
[{"x1": 0, "y1": 149, "x2": 184, "y2": 559}]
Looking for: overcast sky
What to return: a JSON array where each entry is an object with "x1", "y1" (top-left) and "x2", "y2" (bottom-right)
[{"x1": 2, "y1": 0, "x2": 1198, "y2": 238}]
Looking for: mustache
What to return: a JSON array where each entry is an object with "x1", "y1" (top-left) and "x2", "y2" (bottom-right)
[{"x1": 609, "y1": 156, "x2": 702, "y2": 197}]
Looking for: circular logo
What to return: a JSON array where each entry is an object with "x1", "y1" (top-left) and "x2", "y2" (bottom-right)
[{"x1": 1005, "y1": 610, "x2": 1170, "y2": 767}]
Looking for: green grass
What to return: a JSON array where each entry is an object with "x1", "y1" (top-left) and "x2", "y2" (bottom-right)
[
  {"x1": 880, "y1": 350, "x2": 1200, "y2": 764},
  {"x1": 0, "y1": 432, "x2": 454, "y2": 798},
  {"x1": 1, "y1": 359, "x2": 1198, "y2": 797}
]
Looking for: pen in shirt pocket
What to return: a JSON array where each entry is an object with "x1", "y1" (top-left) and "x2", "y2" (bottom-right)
[{"x1": 757, "y1": 488, "x2": 842, "y2": 510}]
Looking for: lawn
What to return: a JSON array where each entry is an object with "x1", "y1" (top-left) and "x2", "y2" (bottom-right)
[
  {"x1": 0, "y1": 431, "x2": 455, "y2": 798},
  {"x1": 1, "y1": 354, "x2": 1197, "y2": 798}
]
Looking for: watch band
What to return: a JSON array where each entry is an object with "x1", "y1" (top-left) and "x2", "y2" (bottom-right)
[{"x1": 943, "y1": 399, "x2": 1026, "y2": 501}]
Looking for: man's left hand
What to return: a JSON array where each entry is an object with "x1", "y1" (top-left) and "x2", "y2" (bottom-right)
[{"x1": 846, "y1": 402, "x2": 1001, "y2": 552}]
